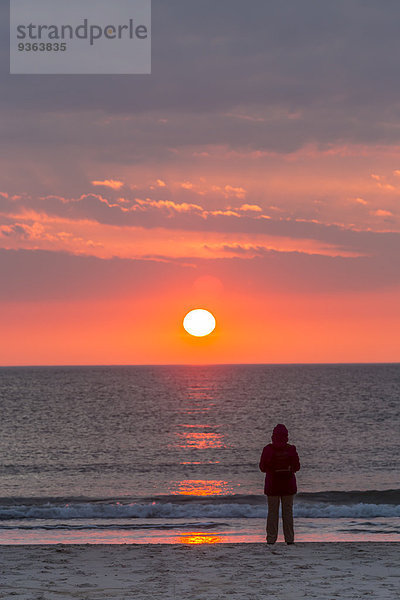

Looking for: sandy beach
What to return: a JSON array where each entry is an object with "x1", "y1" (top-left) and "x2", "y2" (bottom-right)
[{"x1": 0, "y1": 543, "x2": 398, "y2": 599}]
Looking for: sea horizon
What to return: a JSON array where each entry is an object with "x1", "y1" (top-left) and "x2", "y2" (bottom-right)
[{"x1": 1, "y1": 361, "x2": 399, "y2": 368}]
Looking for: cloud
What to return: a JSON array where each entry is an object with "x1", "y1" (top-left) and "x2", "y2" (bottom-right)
[
  {"x1": 0, "y1": 223, "x2": 44, "y2": 239},
  {"x1": 0, "y1": 248, "x2": 196, "y2": 302},
  {"x1": 239, "y1": 204, "x2": 262, "y2": 212},
  {"x1": 223, "y1": 185, "x2": 246, "y2": 199},
  {"x1": 1, "y1": 246, "x2": 399, "y2": 306},
  {"x1": 1, "y1": 191, "x2": 400, "y2": 261},
  {"x1": 370, "y1": 173, "x2": 396, "y2": 191},
  {"x1": 91, "y1": 179, "x2": 124, "y2": 190},
  {"x1": 207, "y1": 209, "x2": 240, "y2": 217},
  {"x1": 371, "y1": 209, "x2": 393, "y2": 217},
  {"x1": 4, "y1": 0, "x2": 400, "y2": 166},
  {"x1": 134, "y1": 198, "x2": 204, "y2": 214}
]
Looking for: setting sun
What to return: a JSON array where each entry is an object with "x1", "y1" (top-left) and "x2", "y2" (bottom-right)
[{"x1": 183, "y1": 309, "x2": 216, "y2": 337}]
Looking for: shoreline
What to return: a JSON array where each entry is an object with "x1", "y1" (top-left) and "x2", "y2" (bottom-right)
[
  {"x1": 2, "y1": 541, "x2": 399, "y2": 548},
  {"x1": 1, "y1": 542, "x2": 398, "y2": 599},
  {"x1": 2, "y1": 515, "x2": 399, "y2": 545}
]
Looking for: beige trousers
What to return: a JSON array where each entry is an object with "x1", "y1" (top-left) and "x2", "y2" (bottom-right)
[{"x1": 266, "y1": 494, "x2": 294, "y2": 543}]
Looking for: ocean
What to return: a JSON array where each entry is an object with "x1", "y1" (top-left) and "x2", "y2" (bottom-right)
[{"x1": 0, "y1": 364, "x2": 399, "y2": 544}]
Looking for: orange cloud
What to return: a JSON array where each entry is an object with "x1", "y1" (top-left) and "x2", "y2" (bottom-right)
[
  {"x1": 223, "y1": 185, "x2": 246, "y2": 199},
  {"x1": 135, "y1": 198, "x2": 203, "y2": 213},
  {"x1": 370, "y1": 209, "x2": 393, "y2": 217},
  {"x1": 0, "y1": 222, "x2": 45, "y2": 240},
  {"x1": 91, "y1": 179, "x2": 124, "y2": 190},
  {"x1": 207, "y1": 210, "x2": 240, "y2": 217},
  {"x1": 370, "y1": 173, "x2": 396, "y2": 191},
  {"x1": 239, "y1": 203, "x2": 262, "y2": 212},
  {"x1": 209, "y1": 184, "x2": 247, "y2": 199}
]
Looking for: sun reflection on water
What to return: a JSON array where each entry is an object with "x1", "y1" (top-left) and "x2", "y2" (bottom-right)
[
  {"x1": 177, "y1": 429, "x2": 224, "y2": 449},
  {"x1": 172, "y1": 479, "x2": 231, "y2": 496}
]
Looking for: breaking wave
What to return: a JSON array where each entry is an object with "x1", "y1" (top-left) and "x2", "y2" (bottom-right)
[{"x1": 0, "y1": 490, "x2": 399, "y2": 521}]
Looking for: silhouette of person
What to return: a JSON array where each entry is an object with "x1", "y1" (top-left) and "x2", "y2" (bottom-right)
[{"x1": 259, "y1": 424, "x2": 300, "y2": 544}]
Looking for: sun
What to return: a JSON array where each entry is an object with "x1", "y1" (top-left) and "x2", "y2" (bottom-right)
[{"x1": 183, "y1": 309, "x2": 216, "y2": 337}]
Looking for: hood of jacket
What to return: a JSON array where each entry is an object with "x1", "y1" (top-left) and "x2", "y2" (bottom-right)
[{"x1": 271, "y1": 423, "x2": 289, "y2": 448}]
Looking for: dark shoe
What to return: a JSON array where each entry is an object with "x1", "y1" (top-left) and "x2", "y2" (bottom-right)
[{"x1": 286, "y1": 541, "x2": 294, "y2": 545}]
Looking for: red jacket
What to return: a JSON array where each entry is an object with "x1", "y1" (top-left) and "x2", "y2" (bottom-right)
[{"x1": 259, "y1": 442, "x2": 300, "y2": 496}]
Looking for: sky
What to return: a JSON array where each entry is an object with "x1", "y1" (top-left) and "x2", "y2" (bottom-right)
[{"x1": 1, "y1": 0, "x2": 400, "y2": 365}]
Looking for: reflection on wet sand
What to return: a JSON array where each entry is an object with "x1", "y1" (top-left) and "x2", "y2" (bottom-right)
[{"x1": 178, "y1": 532, "x2": 222, "y2": 544}]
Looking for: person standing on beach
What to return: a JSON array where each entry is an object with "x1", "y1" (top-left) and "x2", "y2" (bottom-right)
[{"x1": 259, "y1": 424, "x2": 300, "y2": 544}]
